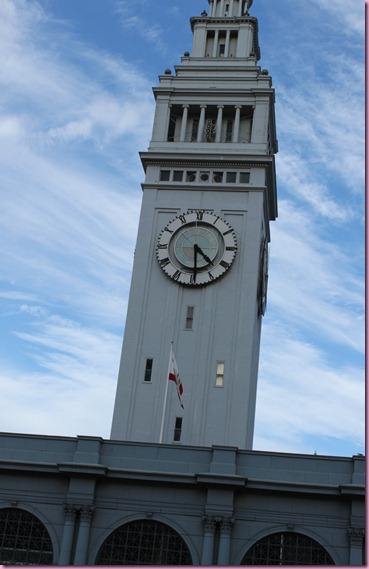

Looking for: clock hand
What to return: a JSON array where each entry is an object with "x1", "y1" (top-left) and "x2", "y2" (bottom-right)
[
  {"x1": 193, "y1": 245, "x2": 197, "y2": 282},
  {"x1": 194, "y1": 244, "x2": 214, "y2": 266}
]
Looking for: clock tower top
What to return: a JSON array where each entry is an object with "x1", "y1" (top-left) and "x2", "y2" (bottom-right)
[{"x1": 206, "y1": 0, "x2": 254, "y2": 18}]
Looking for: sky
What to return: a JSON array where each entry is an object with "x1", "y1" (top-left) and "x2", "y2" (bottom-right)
[{"x1": 0, "y1": 0, "x2": 365, "y2": 457}]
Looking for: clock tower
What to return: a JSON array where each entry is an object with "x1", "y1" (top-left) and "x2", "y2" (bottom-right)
[{"x1": 111, "y1": 0, "x2": 277, "y2": 449}]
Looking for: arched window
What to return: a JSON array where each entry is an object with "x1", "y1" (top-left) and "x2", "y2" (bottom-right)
[
  {"x1": 241, "y1": 531, "x2": 334, "y2": 565},
  {"x1": 96, "y1": 519, "x2": 192, "y2": 565},
  {"x1": 0, "y1": 508, "x2": 53, "y2": 565}
]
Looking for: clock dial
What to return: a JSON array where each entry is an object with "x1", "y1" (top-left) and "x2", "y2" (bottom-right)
[
  {"x1": 156, "y1": 211, "x2": 237, "y2": 286},
  {"x1": 258, "y1": 237, "x2": 269, "y2": 315}
]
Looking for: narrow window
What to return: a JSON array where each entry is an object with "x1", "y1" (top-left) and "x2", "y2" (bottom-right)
[
  {"x1": 144, "y1": 358, "x2": 153, "y2": 382},
  {"x1": 160, "y1": 170, "x2": 170, "y2": 181},
  {"x1": 240, "y1": 172, "x2": 250, "y2": 183},
  {"x1": 215, "y1": 362, "x2": 225, "y2": 387},
  {"x1": 173, "y1": 417, "x2": 183, "y2": 442},
  {"x1": 185, "y1": 306, "x2": 195, "y2": 329},
  {"x1": 173, "y1": 170, "x2": 183, "y2": 182},
  {"x1": 219, "y1": 43, "x2": 225, "y2": 57}
]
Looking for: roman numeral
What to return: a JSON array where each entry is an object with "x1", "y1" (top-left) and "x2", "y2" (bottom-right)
[
  {"x1": 164, "y1": 227, "x2": 174, "y2": 234},
  {"x1": 223, "y1": 229, "x2": 233, "y2": 235},
  {"x1": 220, "y1": 260, "x2": 230, "y2": 269},
  {"x1": 226, "y1": 246, "x2": 236, "y2": 251},
  {"x1": 196, "y1": 211, "x2": 204, "y2": 220},
  {"x1": 173, "y1": 270, "x2": 182, "y2": 281},
  {"x1": 178, "y1": 214, "x2": 187, "y2": 224},
  {"x1": 157, "y1": 244, "x2": 168, "y2": 250},
  {"x1": 159, "y1": 257, "x2": 170, "y2": 268},
  {"x1": 208, "y1": 271, "x2": 215, "y2": 281}
]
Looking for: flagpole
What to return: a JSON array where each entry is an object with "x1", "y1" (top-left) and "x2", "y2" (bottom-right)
[{"x1": 159, "y1": 342, "x2": 173, "y2": 444}]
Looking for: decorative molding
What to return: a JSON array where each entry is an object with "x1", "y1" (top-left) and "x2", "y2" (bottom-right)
[
  {"x1": 220, "y1": 517, "x2": 234, "y2": 534},
  {"x1": 203, "y1": 515, "x2": 217, "y2": 532},
  {"x1": 348, "y1": 527, "x2": 365, "y2": 544}
]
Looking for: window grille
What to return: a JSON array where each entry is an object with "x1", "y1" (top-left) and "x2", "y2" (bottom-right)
[
  {"x1": 241, "y1": 532, "x2": 334, "y2": 565},
  {"x1": 0, "y1": 508, "x2": 53, "y2": 565},
  {"x1": 96, "y1": 519, "x2": 192, "y2": 565}
]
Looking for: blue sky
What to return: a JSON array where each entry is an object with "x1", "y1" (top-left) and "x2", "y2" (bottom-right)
[{"x1": 0, "y1": 0, "x2": 364, "y2": 457}]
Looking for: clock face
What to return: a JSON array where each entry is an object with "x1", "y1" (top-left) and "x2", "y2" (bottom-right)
[
  {"x1": 156, "y1": 211, "x2": 237, "y2": 286},
  {"x1": 258, "y1": 238, "x2": 269, "y2": 315}
]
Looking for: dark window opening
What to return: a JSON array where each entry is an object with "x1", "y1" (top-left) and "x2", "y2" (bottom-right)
[
  {"x1": 144, "y1": 358, "x2": 154, "y2": 382},
  {"x1": 173, "y1": 417, "x2": 183, "y2": 442},
  {"x1": 0, "y1": 508, "x2": 53, "y2": 565},
  {"x1": 240, "y1": 172, "x2": 250, "y2": 183},
  {"x1": 160, "y1": 170, "x2": 170, "y2": 181},
  {"x1": 226, "y1": 172, "x2": 237, "y2": 183},
  {"x1": 241, "y1": 532, "x2": 334, "y2": 566},
  {"x1": 191, "y1": 119, "x2": 199, "y2": 141},
  {"x1": 225, "y1": 119, "x2": 233, "y2": 142},
  {"x1": 96, "y1": 519, "x2": 192, "y2": 565},
  {"x1": 173, "y1": 170, "x2": 183, "y2": 182}
]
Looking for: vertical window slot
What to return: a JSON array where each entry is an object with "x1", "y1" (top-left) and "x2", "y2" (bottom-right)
[
  {"x1": 185, "y1": 306, "x2": 195, "y2": 329},
  {"x1": 215, "y1": 362, "x2": 225, "y2": 387},
  {"x1": 144, "y1": 358, "x2": 154, "y2": 382},
  {"x1": 173, "y1": 417, "x2": 183, "y2": 441}
]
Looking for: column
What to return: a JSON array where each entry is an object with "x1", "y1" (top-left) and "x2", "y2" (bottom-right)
[
  {"x1": 225, "y1": 30, "x2": 231, "y2": 57},
  {"x1": 197, "y1": 105, "x2": 207, "y2": 142},
  {"x1": 218, "y1": 518, "x2": 234, "y2": 565},
  {"x1": 74, "y1": 506, "x2": 95, "y2": 566},
  {"x1": 348, "y1": 527, "x2": 365, "y2": 566},
  {"x1": 232, "y1": 105, "x2": 242, "y2": 142},
  {"x1": 180, "y1": 105, "x2": 189, "y2": 142},
  {"x1": 220, "y1": 0, "x2": 225, "y2": 16},
  {"x1": 238, "y1": 0, "x2": 243, "y2": 17},
  {"x1": 230, "y1": 0, "x2": 235, "y2": 16},
  {"x1": 201, "y1": 516, "x2": 216, "y2": 565},
  {"x1": 212, "y1": 30, "x2": 219, "y2": 57},
  {"x1": 216, "y1": 106, "x2": 224, "y2": 142},
  {"x1": 58, "y1": 505, "x2": 77, "y2": 565}
]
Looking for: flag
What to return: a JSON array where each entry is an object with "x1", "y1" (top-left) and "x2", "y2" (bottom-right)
[{"x1": 168, "y1": 346, "x2": 184, "y2": 409}]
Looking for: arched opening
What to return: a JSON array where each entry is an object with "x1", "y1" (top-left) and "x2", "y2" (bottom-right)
[
  {"x1": 96, "y1": 519, "x2": 193, "y2": 565},
  {"x1": 0, "y1": 507, "x2": 53, "y2": 565},
  {"x1": 241, "y1": 531, "x2": 335, "y2": 565}
]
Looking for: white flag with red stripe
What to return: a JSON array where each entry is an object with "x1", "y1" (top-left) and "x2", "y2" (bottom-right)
[{"x1": 168, "y1": 346, "x2": 184, "y2": 409}]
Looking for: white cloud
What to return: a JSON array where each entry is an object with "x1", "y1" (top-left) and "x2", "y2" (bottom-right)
[
  {"x1": 113, "y1": 0, "x2": 167, "y2": 53},
  {"x1": 255, "y1": 321, "x2": 364, "y2": 455},
  {"x1": 268, "y1": 200, "x2": 364, "y2": 353},
  {"x1": 1, "y1": 309, "x2": 121, "y2": 437}
]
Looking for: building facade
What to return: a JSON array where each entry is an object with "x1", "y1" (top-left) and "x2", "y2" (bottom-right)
[
  {"x1": 0, "y1": 433, "x2": 365, "y2": 565},
  {"x1": 0, "y1": 1, "x2": 365, "y2": 566}
]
